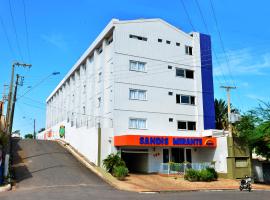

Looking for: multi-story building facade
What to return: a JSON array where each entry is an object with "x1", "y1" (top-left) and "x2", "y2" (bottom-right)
[{"x1": 41, "y1": 19, "x2": 228, "y2": 174}]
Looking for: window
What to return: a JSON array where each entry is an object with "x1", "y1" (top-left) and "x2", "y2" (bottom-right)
[
  {"x1": 106, "y1": 36, "x2": 113, "y2": 45},
  {"x1": 235, "y1": 158, "x2": 248, "y2": 168},
  {"x1": 129, "y1": 89, "x2": 147, "y2": 100},
  {"x1": 187, "y1": 122, "x2": 196, "y2": 130},
  {"x1": 178, "y1": 121, "x2": 196, "y2": 130},
  {"x1": 97, "y1": 46, "x2": 103, "y2": 54},
  {"x1": 181, "y1": 95, "x2": 190, "y2": 104},
  {"x1": 129, "y1": 34, "x2": 147, "y2": 41},
  {"x1": 158, "y1": 38, "x2": 162, "y2": 42},
  {"x1": 185, "y1": 45, "x2": 193, "y2": 55},
  {"x1": 169, "y1": 118, "x2": 173, "y2": 122},
  {"x1": 168, "y1": 91, "x2": 173, "y2": 96},
  {"x1": 186, "y1": 70, "x2": 194, "y2": 79},
  {"x1": 129, "y1": 118, "x2": 147, "y2": 129},
  {"x1": 168, "y1": 65, "x2": 173, "y2": 69},
  {"x1": 129, "y1": 60, "x2": 146, "y2": 72},
  {"x1": 98, "y1": 72, "x2": 102, "y2": 82},
  {"x1": 83, "y1": 106, "x2": 86, "y2": 115},
  {"x1": 176, "y1": 42, "x2": 180, "y2": 46},
  {"x1": 166, "y1": 40, "x2": 171, "y2": 44},
  {"x1": 176, "y1": 68, "x2": 185, "y2": 77},
  {"x1": 98, "y1": 97, "x2": 101, "y2": 107},
  {"x1": 176, "y1": 94, "x2": 195, "y2": 105},
  {"x1": 178, "y1": 121, "x2": 187, "y2": 130},
  {"x1": 176, "y1": 68, "x2": 194, "y2": 79},
  {"x1": 83, "y1": 84, "x2": 86, "y2": 94}
]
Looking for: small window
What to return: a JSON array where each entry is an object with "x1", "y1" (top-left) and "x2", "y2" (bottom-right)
[
  {"x1": 181, "y1": 95, "x2": 190, "y2": 104},
  {"x1": 158, "y1": 38, "x2": 162, "y2": 42},
  {"x1": 129, "y1": 118, "x2": 147, "y2": 129},
  {"x1": 168, "y1": 91, "x2": 173, "y2": 96},
  {"x1": 178, "y1": 121, "x2": 187, "y2": 130},
  {"x1": 98, "y1": 72, "x2": 102, "y2": 82},
  {"x1": 176, "y1": 94, "x2": 180, "y2": 104},
  {"x1": 129, "y1": 60, "x2": 146, "y2": 72},
  {"x1": 190, "y1": 96, "x2": 195, "y2": 105},
  {"x1": 187, "y1": 122, "x2": 196, "y2": 130},
  {"x1": 166, "y1": 40, "x2": 171, "y2": 44},
  {"x1": 176, "y1": 42, "x2": 180, "y2": 46},
  {"x1": 186, "y1": 70, "x2": 194, "y2": 79},
  {"x1": 185, "y1": 45, "x2": 193, "y2": 55},
  {"x1": 129, "y1": 89, "x2": 146, "y2": 100},
  {"x1": 235, "y1": 158, "x2": 248, "y2": 168},
  {"x1": 106, "y1": 36, "x2": 113, "y2": 45},
  {"x1": 169, "y1": 118, "x2": 173, "y2": 122},
  {"x1": 176, "y1": 68, "x2": 185, "y2": 77},
  {"x1": 129, "y1": 34, "x2": 147, "y2": 41},
  {"x1": 97, "y1": 46, "x2": 103, "y2": 54},
  {"x1": 83, "y1": 106, "x2": 86, "y2": 115},
  {"x1": 168, "y1": 65, "x2": 172, "y2": 69},
  {"x1": 98, "y1": 97, "x2": 101, "y2": 107}
]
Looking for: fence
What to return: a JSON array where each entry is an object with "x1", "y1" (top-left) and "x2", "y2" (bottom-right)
[{"x1": 159, "y1": 162, "x2": 213, "y2": 175}]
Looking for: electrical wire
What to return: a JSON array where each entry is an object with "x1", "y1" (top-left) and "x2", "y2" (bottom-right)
[
  {"x1": 8, "y1": 0, "x2": 24, "y2": 61},
  {"x1": 22, "y1": 0, "x2": 31, "y2": 62}
]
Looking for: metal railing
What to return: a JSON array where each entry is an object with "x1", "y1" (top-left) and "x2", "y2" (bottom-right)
[{"x1": 159, "y1": 162, "x2": 213, "y2": 175}]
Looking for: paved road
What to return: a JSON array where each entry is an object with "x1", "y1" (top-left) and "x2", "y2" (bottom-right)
[{"x1": 0, "y1": 139, "x2": 269, "y2": 200}]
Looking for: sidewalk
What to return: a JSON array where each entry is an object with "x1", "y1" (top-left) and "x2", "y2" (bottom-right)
[{"x1": 56, "y1": 139, "x2": 270, "y2": 193}]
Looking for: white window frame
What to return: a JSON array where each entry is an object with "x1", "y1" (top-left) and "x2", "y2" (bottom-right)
[
  {"x1": 129, "y1": 118, "x2": 147, "y2": 130},
  {"x1": 129, "y1": 89, "x2": 147, "y2": 101},
  {"x1": 176, "y1": 94, "x2": 196, "y2": 105},
  {"x1": 129, "y1": 60, "x2": 146, "y2": 72}
]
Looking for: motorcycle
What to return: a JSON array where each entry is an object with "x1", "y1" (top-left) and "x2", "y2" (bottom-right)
[{"x1": 239, "y1": 176, "x2": 252, "y2": 192}]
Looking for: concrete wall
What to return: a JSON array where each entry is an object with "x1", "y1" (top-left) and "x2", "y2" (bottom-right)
[{"x1": 252, "y1": 160, "x2": 264, "y2": 183}]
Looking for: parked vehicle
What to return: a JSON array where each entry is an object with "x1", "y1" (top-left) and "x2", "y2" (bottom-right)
[{"x1": 239, "y1": 176, "x2": 252, "y2": 192}]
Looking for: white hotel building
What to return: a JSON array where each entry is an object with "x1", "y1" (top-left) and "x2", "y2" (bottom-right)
[{"x1": 41, "y1": 19, "x2": 229, "y2": 174}]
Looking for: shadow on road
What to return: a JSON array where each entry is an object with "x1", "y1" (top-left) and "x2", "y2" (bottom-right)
[{"x1": 12, "y1": 138, "x2": 33, "y2": 183}]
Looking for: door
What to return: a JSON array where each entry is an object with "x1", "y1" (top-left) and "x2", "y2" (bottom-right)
[
  {"x1": 185, "y1": 149, "x2": 192, "y2": 163},
  {"x1": 163, "y1": 149, "x2": 169, "y2": 163}
]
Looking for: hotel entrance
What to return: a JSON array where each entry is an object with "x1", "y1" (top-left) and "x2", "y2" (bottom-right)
[{"x1": 163, "y1": 148, "x2": 192, "y2": 163}]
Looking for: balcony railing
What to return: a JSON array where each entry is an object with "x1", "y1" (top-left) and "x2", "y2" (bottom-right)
[{"x1": 159, "y1": 162, "x2": 213, "y2": 175}]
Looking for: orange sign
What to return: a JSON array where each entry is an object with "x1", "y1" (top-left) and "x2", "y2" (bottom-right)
[{"x1": 114, "y1": 135, "x2": 216, "y2": 148}]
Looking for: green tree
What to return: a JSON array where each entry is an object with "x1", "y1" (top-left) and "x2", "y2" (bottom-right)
[
  {"x1": 235, "y1": 102, "x2": 270, "y2": 159},
  {"x1": 215, "y1": 99, "x2": 228, "y2": 130},
  {"x1": 24, "y1": 133, "x2": 33, "y2": 139}
]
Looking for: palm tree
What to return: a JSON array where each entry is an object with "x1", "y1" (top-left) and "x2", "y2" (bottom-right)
[{"x1": 215, "y1": 99, "x2": 228, "y2": 130}]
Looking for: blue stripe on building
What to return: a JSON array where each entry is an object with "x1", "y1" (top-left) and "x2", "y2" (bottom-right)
[{"x1": 200, "y1": 33, "x2": 216, "y2": 129}]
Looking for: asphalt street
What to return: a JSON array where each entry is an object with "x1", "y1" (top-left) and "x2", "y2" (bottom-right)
[{"x1": 0, "y1": 139, "x2": 269, "y2": 200}]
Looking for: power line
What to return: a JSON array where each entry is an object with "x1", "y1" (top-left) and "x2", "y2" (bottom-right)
[
  {"x1": 8, "y1": 0, "x2": 24, "y2": 61},
  {"x1": 209, "y1": 0, "x2": 236, "y2": 87},
  {"x1": 193, "y1": 0, "x2": 229, "y2": 86},
  {"x1": 22, "y1": 0, "x2": 31, "y2": 62},
  {"x1": 0, "y1": 14, "x2": 16, "y2": 57},
  {"x1": 180, "y1": 0, "x2": 196, "y2": 31}
]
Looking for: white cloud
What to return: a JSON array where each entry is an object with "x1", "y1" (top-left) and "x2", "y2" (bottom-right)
[
  {"x1": 213, "y1": 48, "x2": 270, "y2": 77},
  {"x1": 41, "y1": 33, "x2": 68, "y2": 50}
]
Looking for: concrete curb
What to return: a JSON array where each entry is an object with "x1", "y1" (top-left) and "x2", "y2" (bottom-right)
[
  {"x1": 0, "y1": 184, "x2": 11, "y2": 192},
  {"x1": 55, "y1": 139, "x2": 136, "y2": 192}
]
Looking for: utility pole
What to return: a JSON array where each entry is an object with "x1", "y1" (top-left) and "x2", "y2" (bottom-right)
[
  {"x1": 221, "y1": 85, "x2": 236, "y2": 179},
  {"x1": 6, "y1": 62, "x2": 31, "y2": 136},
  {"x1": 9, "y1": 74, "x2": 24, "y2": 136},
  {"x1": 220, "y1": 86, "x2": 236, "y2": 137},
  {"x1": 4, "y1": 62, "x2": 31, "y2": 182}
]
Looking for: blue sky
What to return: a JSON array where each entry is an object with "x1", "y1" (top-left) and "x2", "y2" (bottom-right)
[{"x1": 0, "y1": 0, "x2": 270, "y2": 136}]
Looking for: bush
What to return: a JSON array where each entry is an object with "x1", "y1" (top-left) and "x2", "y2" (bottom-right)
[
  {"x1": 184, "y1": 168, "x2": 200, "y2": 182},
  {"x1": 199, "y1": 169, "x2": 214, "y2": 182},
  {"x1": 113, "y1": 165, "x2": 129, "y2": 180},
  {"x1": 206, "y1": 167, "x2": 218, "y2": 180},
  {"x1": 184, "y1": 167, "x2": 218, "y2": 182},
  {"x1": 103, "y1": 153, "x2": 126, "y2": 173}
]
